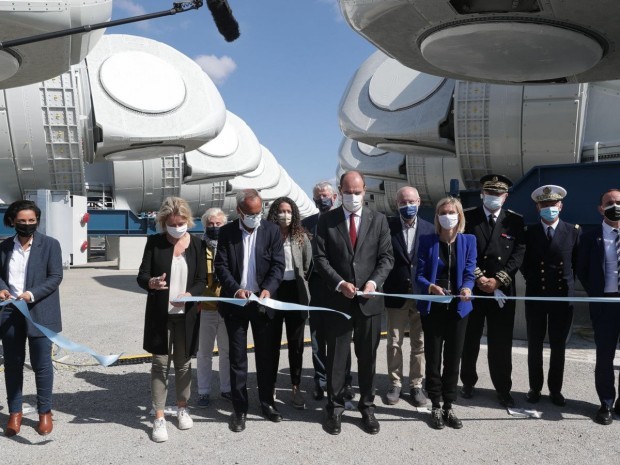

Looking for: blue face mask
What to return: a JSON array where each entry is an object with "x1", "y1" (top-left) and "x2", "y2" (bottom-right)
[
  {"x1": 315, "y1": 197, "x2": 333, "y2": 213},
  {"x1": 540, "y1": 206, "x2": 560, "y2": 222},
  {"x1": 482, "y1": 194, "x2": 504, "y2": 211},
  {"x1": 399, "y1": 204, "x2": 418, "y2": 220}
]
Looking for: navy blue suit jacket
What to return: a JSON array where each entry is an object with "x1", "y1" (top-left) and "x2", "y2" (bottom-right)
[
  {"x1": 0, "y1": 231, "x2": 63, "y2": 337},
  {"x1": 383, "y1": 216, "x2": 435, "y2": 308},
  {"x1": 576, "y1": 225, "x2": 606, "y2": 298},
  {"x1": 214, "y1": 219, "x2": 285, "y2": 314},
  {"x1": 415, "y1": 233, "x2": 477, "y2": 317}
]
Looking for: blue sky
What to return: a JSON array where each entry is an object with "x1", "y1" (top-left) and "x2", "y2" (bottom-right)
[{"x1": 111, "y1": 0, "x2": 376, "y2": 196}]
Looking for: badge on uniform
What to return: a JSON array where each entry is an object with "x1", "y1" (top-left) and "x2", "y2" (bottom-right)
[{"x1": 501, "y1": 233, "x2": 514, "y2": 240}]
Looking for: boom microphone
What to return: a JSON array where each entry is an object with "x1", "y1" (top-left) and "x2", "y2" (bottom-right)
[{"x1": 207, "y1": 0, "x2": 240, "y2": 42}]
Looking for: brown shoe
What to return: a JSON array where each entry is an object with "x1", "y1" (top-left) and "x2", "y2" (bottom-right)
[
  {"x1": 6, "y1": 412, "x2": 23, "y2": 437},
  {"x1": 36, "y1": 411, "x2": 53, "y2": 436}
]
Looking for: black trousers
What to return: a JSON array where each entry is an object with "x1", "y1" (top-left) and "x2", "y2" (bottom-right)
[
  {"x1": 308, "y1": 273, "x2": 352, "y2": 389},
  {"x1": 271, "y1": 280, "x2": 307, "y2": 386},
  {"x1": 525, "y1": 300, "x2": 573, "y2": 394},
  {"x1": 460, "y1": 294, "x2": 515, "y2": 394},
  {"x1": 325, "y1": 303, "x2": 381, "y2": 416},
  {"x1": 223, "y1": 301, "x2": 276, "y2": 414},
  {"x1": 421, "y1": 302, "x2": 469, "y2": 408},
  {"x1": 590, "y1": 301, "x2": 620, "y2": 407}
]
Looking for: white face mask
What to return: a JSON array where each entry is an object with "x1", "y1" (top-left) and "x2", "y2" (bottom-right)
[
  {"x1": 166, "y1": 224, "x2": 187, "y2": 239},
  {"x1": 277, "y1": 212, "x2": 292, "y2": 226},
  {"x1": 241, "y1": 212, "x2": 262, "y2": 230},
  {"x1": 482, "y1": 194, "x2": 504, "y2": 211},
  {"x1": 342, "y1": 193, "x2": 363, "y2": 213},
  {"x1": 438, "y1": 214, "x2": 459, "y2": 230}
]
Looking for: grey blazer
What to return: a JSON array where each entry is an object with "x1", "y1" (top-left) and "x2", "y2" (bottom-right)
[
  {"x1": 313, "y1": 206, "x2": 394, "y2": 316},
  {"x1": 0, "y1": 231, "x2": 63, "y2": 337},
  {"x1": 288, "y1": 233, "x2": 312, "y2": 306}
]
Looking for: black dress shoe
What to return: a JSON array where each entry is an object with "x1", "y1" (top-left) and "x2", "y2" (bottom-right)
[
  {"x1": 229, "y1": 412, "x2": 246, "y2": 432},
  {"x1": 313, "y1": 384, "x2": 325, "y2": 401},
  {"x1": 526, "y1": 390, "x2": 541, "y2": 403},
  {"x1": 323, "y1": 413, "x2": 341, "y2": 435},
  {"x1": 497, "y1": 392, "x2": 515, "y2": 408},
  {"x1": 614, "y1": 399, "x2": 620, "y2": 416},
  {"x1": 460, "y1": 385, "x2": 474, "y2": 399},
  {"x1": 443, "y1": 408, "x2": 463, "y2": 429},
  {"x1": 344, "y1": 384, "x2": 355, "y2": 400},
  {"x1": 431, "y1": 407, "x2": 445, "y2": 430},
  {"x1": 261, "y1": 404, "x2": 283, "y2": 422},
  {"x1": 595, "y1": 404, "x2": 613, "y2": 425},
  {"x1": 361, "y1": 411, "x2": 380, "y2": 435},
  {"x1": 550, "y1": 392, "x2": 566, "y2": 407}
]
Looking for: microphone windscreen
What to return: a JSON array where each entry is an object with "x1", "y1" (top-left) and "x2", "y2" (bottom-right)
[{"x1": 206, "y1": 0, "x2": 240, "y2": 42}]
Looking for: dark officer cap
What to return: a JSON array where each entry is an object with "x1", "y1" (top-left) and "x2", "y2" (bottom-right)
[{"x1": 480, "y1": 174, "x2": 513, "y2": 193}]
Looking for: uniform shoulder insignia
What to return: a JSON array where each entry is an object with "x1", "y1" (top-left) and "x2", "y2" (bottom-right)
[
  {"x1": 575, "y1": 224, "x2": 580, "y2": 229},
  {"x1": 463, "y1": 207, "x2": 477, "y2": 212},
  {"x1": 506, "y1": 209, "x2": 523, "y2": 217},
  {"x1": 523, "y1": 225, "x2": 528, "y2": 231}
]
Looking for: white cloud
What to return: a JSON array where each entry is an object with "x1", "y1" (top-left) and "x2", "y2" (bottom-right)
[
  {"x1": 114, "y1": 0, "x2": 146, "y2": 16},
  {"x1": 194, "y1": 55, "x2": 237, "y2": 85},
  {"x1": 114, "y1": 0, "x2": 150, "y2": 30}
]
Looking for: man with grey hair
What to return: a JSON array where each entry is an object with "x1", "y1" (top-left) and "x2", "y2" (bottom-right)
[
  {"x1": 196, "y1": 208, "x2": 231, "y2": 408},
  {"x1": 383, "y1": 186, "x2": 434, "y2": 406},
  {"x1": 303, "y1": 181, "x2": 353, "y2": 402},
  {"x1": 215, "y1": 189, "x2": 285, "y2": 432}
]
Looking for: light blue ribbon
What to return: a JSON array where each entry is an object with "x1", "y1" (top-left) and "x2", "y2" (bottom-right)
[
  {"x1": 361, "y1": 291, "x2": 620, "y2": 304},
  {"x1": 0, "y1": 299, "x2": 121, "y2": 367},
  {"x1": 174, "y1": 294, "x2": 352, "y2": 319}
]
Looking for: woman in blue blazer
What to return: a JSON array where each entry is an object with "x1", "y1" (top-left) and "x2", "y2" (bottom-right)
[
  {"x1": 0, "y1": 200, "x2": 63, "y2": 437},
  {"x1": 416, "y1": 196, "x2": 476, "y2": 430}
]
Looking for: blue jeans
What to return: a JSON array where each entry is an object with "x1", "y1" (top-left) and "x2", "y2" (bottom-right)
[{"x1": 0, "y1": 306, "x2": 53, "y2": 413}]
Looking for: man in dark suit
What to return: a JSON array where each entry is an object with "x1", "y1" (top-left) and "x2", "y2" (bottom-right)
[
  {"x1": 460, "y1": 174, "x2": 525, "y2": 408},
  {"x1": 313, "y1": 170, "x2": 394, "y2": 435},
  {"x1": 521, "y1": 185, "x2": 580, "y2": 407},
  {"x1": 383, "y1": 186, "x2": 434, "y2": 406},
  {"x1": 302, "y1": 181, "x2": 353, "y2": 401},
  {"x1": 214, "y1": 189, "x2": 285, "y2": 432},
  {"x1": 577, "y1": 188, "x2": 620, "y2": 425}
]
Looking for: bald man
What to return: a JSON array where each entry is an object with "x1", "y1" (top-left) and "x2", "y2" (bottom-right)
[{"x1": 313, "y1": 170, "x2": 394, "y2": 435}]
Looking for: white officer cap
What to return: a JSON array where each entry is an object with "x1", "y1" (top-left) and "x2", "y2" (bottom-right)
[{"x1": 531, "y1": 185, "x2": 567, "y2": 203}]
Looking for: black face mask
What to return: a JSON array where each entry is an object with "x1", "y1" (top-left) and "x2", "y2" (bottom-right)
[
  {"x1": 15, "y1": 223, "x2": 37, "y2": 238},
  {"x1": 205, "y1": 226, "x2": 220, "y2": 241},
  {"x1": 604, "y1": 205, "x2": 620, "y2": 222}
]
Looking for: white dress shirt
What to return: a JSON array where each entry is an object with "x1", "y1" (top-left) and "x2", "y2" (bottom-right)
[
  {"x1": 483, "y1": 205, "x2": 500, "y2": 224},
  {"x1": 541, "y1": 219, "x2": 559, "y2": 239},
  {"x1": 8, "y1": 235, "x2": 35, "y2": 301},
  {"x1": 337, "y1": 208, "x2": 376, "y2": 292},
  {"x1": 239, "y1": 220, "x2": 260, "y2": 293},
  {"x1": 602, "y1": 221, "x2": 619, "y2": 293},
  {"x1": 401, "y1": 217, "x2": 417, "y2": 255}
]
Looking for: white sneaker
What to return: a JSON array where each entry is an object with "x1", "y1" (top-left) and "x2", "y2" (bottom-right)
[
  {"x1": 177, "y1": 407, "x2": 193, "y2": 430},
  {"x1": 152, "y1": 417, "x2": 168, "y2": 442}
]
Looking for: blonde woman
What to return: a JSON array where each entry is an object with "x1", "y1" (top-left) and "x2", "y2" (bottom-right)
[
  {"x1": 137, "y1": 197, "x2": 206, "y2": 442},
  {"x1": 416, "y1": 197, "x2": 476, "y2": 430}
]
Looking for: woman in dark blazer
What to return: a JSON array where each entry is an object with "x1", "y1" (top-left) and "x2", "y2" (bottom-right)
[
  {"x1": 266, "y1": 197, "x2": 312, "y2": 409},
  {"x1": 0, "y1": 200, "x2": 63, "y2": 437},
  {"x1": 137, "y1": 197, "x2": 206, "y2": 443},
  {"x1": 416, "y1": 196, "x2": 476, "y2": 430}
]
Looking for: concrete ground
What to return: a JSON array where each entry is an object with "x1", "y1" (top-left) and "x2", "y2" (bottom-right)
[{"x1": 0, "y1": 265, "x2": 619, "y2": 465}]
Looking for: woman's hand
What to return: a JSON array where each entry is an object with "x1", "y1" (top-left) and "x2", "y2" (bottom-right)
[
  {"x1": 170, "y1": 292, "x2": 190, "y2": 308},
  {"x1": 459, "y1": 287, "x2": 472, "y2": 302},
  {"x1": 17, "y1": 292, "x2": 32, "y2": 303},
  {"x1": 0, "y1": 289, "x2": 11, "y2": 301},
  {"x1": 149, "y1": 273, "x2": 168, "y2": 290},
  {"x1": 428, "y1": 284, "x2": 446, "y2": 296}
]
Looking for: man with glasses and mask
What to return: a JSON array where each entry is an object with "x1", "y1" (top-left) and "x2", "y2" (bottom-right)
[
  {"x1": 460, "y1": 174, "x2": 525, "y2": 409},
  {"x1": 302, "y1": 181, "x2": 354, "y2": 402},
  {"x1": 215, "y1": 189, "x2": 285, "y2": 432},
  {"x1": 577, "y1": 188, "x2": 620, "y2": 425},
  {"x1": 383, "y1": 186, "x2": 434, "y2": 406},
  {"x1": 521, "y1": 185, "x2": 580, "y2": 408},
  {"x1": 313, "y1": 170, "x2": 394, "y2": 435}
]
